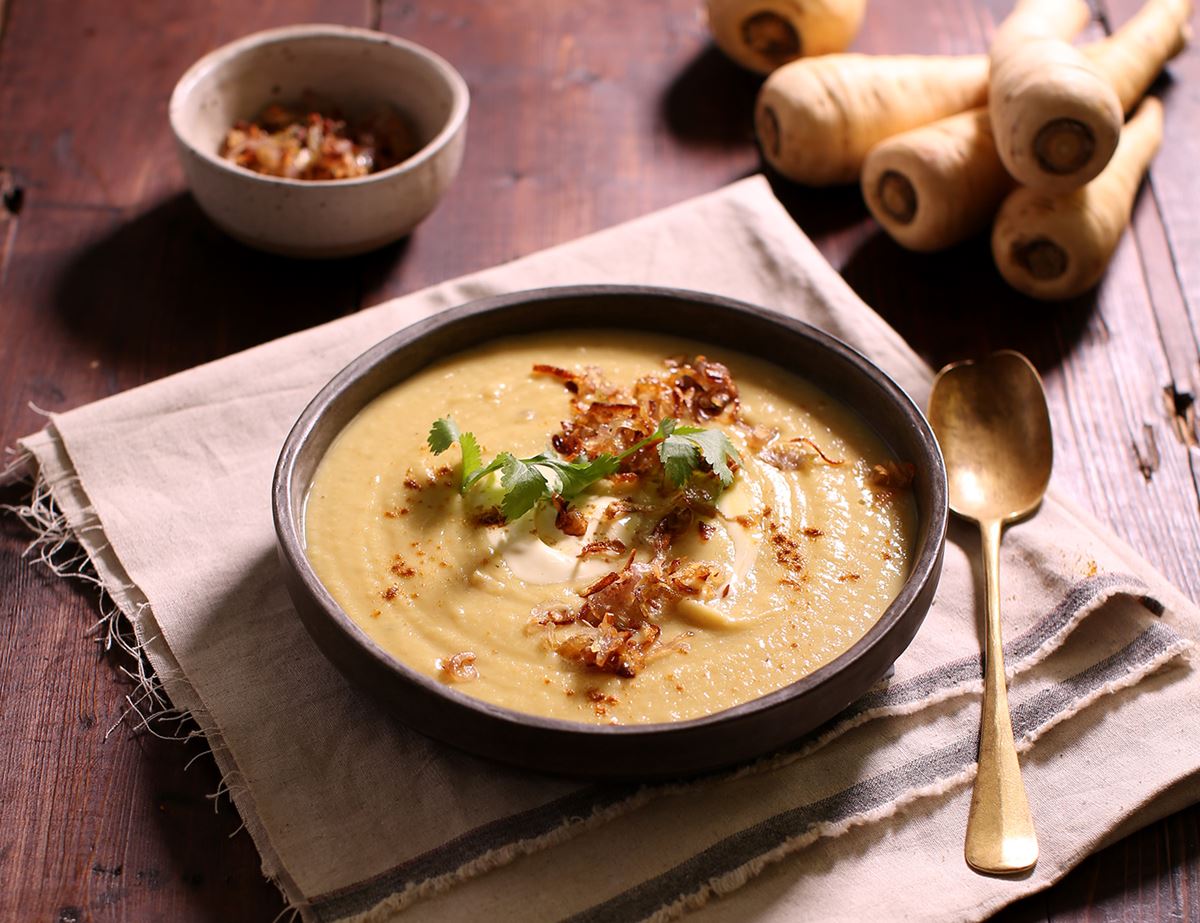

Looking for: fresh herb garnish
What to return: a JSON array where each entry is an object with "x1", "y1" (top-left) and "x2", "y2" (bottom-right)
[{"x1": 427, "y1": 416, "x2": 739, "y2": 522}]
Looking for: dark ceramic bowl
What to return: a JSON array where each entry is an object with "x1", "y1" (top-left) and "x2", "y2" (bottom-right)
[{"x1": 273, "y1": 285, "x2": 947, "y2": 778}]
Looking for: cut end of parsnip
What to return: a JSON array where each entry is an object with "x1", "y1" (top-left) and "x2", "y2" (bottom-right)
[
  {"x1": 1033, "y1": 117, "x2": 1097, "y2": 174},
  {"x1": 876, "y1": 170, "x2": 918, "y2": 224},
  {"x1": 757, "y1": 53, "x2": 989, "y2": 186},
  {"x1": 741, "y1": 11, "x2": 803, "y2": 67},
  {"x1": 990, "y1": 39, "x2": 1124, "y2": 194},
  {"x1": 705, "y1": 0, "x2": 868, "y2": 75},
  {"x1": 757, "y1": 103, "x2": 782, "y2": 159},
  {"x1": 861, "y1": 108, "x2": 1012, "y2": 253},
  {"x1": 1011, "y1": 238, "x2": 1071, "y2": 281},
  {"x1": 992, "y1": 98, "x2": 1164, "y2": 301}
]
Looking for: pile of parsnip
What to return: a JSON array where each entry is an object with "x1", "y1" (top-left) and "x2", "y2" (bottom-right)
[{"x1": 706, "y1": 0, "x2": 1192, "y2": 300}]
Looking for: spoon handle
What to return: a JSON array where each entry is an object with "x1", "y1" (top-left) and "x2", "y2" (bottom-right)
[{"x1": 965, "y1": 518, "x2": 1038, "y2": 874}]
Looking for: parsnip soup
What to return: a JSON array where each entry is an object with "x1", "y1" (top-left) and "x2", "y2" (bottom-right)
[{"x1": 304, "y1": 331, "x2": 916, "y2": 724}]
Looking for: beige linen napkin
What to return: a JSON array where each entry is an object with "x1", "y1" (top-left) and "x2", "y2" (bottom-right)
[{"x1": 6, "y1": 176, "x2": 1199, "y2": 922}]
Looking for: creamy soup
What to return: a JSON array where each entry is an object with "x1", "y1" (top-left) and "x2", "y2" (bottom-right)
[{"x1": 305, "y1": 330, "x2": 916, "y2": 724}]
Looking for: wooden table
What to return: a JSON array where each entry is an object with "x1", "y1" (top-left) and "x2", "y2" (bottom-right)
[{"x1": 1, "y1": 1, "x2": 1197, "y2": 919}]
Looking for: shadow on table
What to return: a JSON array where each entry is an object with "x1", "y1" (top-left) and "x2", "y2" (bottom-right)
[
  {"x1": 838, "y1": 228, "x2": 1096, "y2": 374},
  {"x1": 52, "y1": 192, "x2": 405, "y2": 370},
  {"x1": 659, "y1": 44, "x2": 761, "y2": 150},
  {"x1": 765, "y1": 169, "x2": 877, "y2": 241},
  {"x1": 659, "y1": 46, "x2": 870, "y2": 240}
]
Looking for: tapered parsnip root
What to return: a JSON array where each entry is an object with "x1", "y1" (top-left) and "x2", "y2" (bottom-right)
[
  {"x1": 705, "y1": 0, "x2": 868, "y2": 74},
  {"x1": 756, "y1": 54, "x2": 988, "y2": 186},
  {"x1": 990, "y1": 0, "x2": 1122, "y2": 194},
  {"x1": 988, "y1": 0, "x2": 1092, "y2": 62},
  {"x1": 992, "y1": 97, "x2": 1163, "y2": 300},
  {"x1": 860, "y1": 0, "x2": 1190, "y2": 252},
  {"x1": 1085, "y1": 0, "x2": 1192, "y2": 112},
  {"x1": 861, "y1": 109, "x2": 1013, "y2": 251}
]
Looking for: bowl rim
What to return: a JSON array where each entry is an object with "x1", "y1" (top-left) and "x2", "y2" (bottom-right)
[
  {"x1": 273, "y1": 284, "x2": 948, "y2": 740},
  {"x1": 168, "y1": 23, "x2": 470, "y2": 190}
]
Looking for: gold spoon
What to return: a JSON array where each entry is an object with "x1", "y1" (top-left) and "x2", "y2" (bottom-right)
[{"x1": 928, "y1": 350, "x2": 1052, "y2": 875}]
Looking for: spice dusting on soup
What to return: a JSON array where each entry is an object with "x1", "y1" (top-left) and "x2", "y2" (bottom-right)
[{"x1": 304, "y1": 331, "x2": 917, "y2": 724}]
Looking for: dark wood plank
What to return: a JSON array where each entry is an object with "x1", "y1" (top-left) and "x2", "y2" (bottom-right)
[
  {"x1": 0, "y1": 503, "x2": 288, "y2": 921},
  {"x1": 0, "y1": 0, "x2": 1197, "y2": 921},
  {"x1": 0, "y1": 2, "x2": 363, "y2": 920},
  {"x1": 366, "y1": 0, "x2": 764, "y2": 299},
  {"x1": 992, "y1": 2, "x2": 1200, "y2": 918}
]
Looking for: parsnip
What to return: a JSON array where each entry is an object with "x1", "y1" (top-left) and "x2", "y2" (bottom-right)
[
  {"x1": 1085, "y1": 0, "x2": 1192, "y2": 111},
  {"x1": 988, "y1": 0, "x2": 1092, "y2": 61},
  {"x1": 756, "y1": 54, "x2": 989, "y2": 186},
  {"x1": 990, "y1": 0, "x2": 1123, "y2": 194},
  {"x1": 861, "y1": 108, "x2": 1012, "y2": 251},
  {"x1": 865, "y1": 0, "x2": 1189, "y2": 252},
  {"x1": 991, "y1": 97, "x2": 1163, "y2": 301},
  {"x1": 705, "y1": 0, "x2": 868, "y2": 75}
]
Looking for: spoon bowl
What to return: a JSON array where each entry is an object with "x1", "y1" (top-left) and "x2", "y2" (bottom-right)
[{"x1": 930, "y1": 351, "x2": 1052, "y2": 525}]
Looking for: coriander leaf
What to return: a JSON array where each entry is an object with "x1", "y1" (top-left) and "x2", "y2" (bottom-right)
[
  {"x1": 428, "y1": 413, "x2": 739, "y2": 523},
  {"x1": 540, "y1": 455, "x2": 621, "y2": 498},
  {"x1": 458, "y1": 431, "x2": 482, "y2": 484},
  {"x1": 427, "y1": 417, "x2": 485, "y2": 492},
  {"x1": 686, "y1": 429, "x2": 741, "y2": 487},
  {"x1": 462, "y1": 455, "x2": 505, "y2": 492},
  {"x1": 659, "y1": 435, "x2": 700, "y2": 487},
  {"x1": 499, "y1": 454, "x2": 549, "y2": 522},
  {"x1": 526, "y1": 454, "x2": 565, "y2": 496},
  {"x1": 427, "y1": 417, "x2": 460, "y2": 454},
  {"x1": 615, "y1": 417, "x2": 677, "y2": 464}
]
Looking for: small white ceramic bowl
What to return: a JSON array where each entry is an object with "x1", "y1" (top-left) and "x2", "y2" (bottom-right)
[{"x1": 169, "y1": 24, "x2": 468, "y2": 258}]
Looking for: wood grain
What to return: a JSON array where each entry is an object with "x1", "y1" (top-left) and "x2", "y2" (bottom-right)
[{"x1": 0, "y1": 0, "x2": 1197, "y2": 920}]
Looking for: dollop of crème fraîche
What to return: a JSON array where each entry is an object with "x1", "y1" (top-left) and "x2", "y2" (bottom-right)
[{"x1": 304, "y1": 330, "x2": 916, "y2": 724}]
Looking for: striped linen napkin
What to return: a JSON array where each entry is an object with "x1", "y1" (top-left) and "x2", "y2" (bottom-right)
[{"x1": 6, "y1": 176, "x2": 1197, "y2": 922}]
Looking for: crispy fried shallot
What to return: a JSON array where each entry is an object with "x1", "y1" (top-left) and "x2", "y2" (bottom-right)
[
  {"x1": 553, "y1": 615, "x2": 662, "y2": 677},
  {"x1": 221, "y1": 98, "x2": 417, "y2": 181},
  {"x1": 578, "y1": 538, "x2": 628, "y2": 559},
  {"x1": 667, "y1": 559, "x2": 723, "y2": 596},
  {"x1": 552, "y1": 496, "x2": 588, "y2": 536},
  {"x1": 602, "y1": 499, "x2": 651, "y2": 521},
  {"x1": 759, "y1": 442, "x2": 811, "y2": 471},
  {"x1": 536, "y1": 549, "x2": 719, "y2": 677},
  {"x1": 541, "y1": 356, "x2": 740, "y2": 471},
  {"x1": 653, "y1": 503, "x2": 694, "y2": 537},
  {"x1": 664, "y1": 355, "x2": 741, "y2": 421},
  {"x1": 651, "y1": 485, "x2": 720, "y2": 537},
  {"x1": 439, "y1": 651, "x2": 478, "y2": 682},
  {"x1": 870, "y1": 461, "x2": 916, "y2": 491},
  {"x1": 521, "y1": 355, "x2": 744, "y2": 677},
  {"x1": 530, "y1": 603, "x2": 577, "y2": 627},
  {"x1": 795, "y1": 438, "x2": 844, "y2": 466},
  {"x1": 531, "y1": 364, "x2": 580, "y2": 391},
  {"x1": 759, "y1": 436, "x2": 844, "y2": 470},
  {"x1": 737, "y1": 421, "x2": 779, "y2": 451},
  {"x1": 580, "y1": 570, "x2": 621, "y2": 598},
  {"x1": 532, "y1": 363, "x2": 616, "y2": 402}
]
